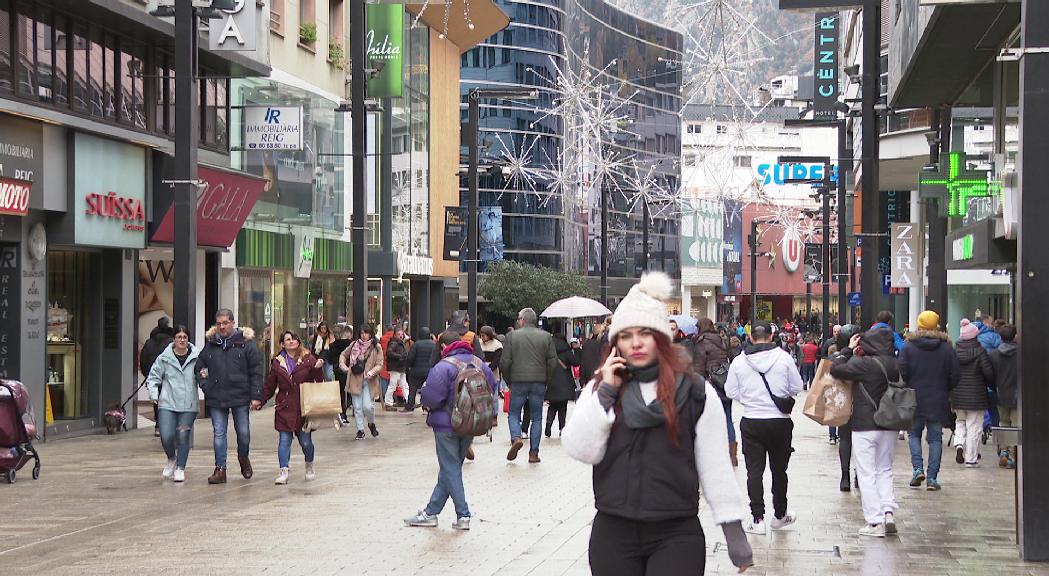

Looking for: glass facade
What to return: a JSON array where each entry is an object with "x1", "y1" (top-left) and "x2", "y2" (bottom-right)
[{"x1": 390, "y1": 18, "x2": 431, "y2": 256}]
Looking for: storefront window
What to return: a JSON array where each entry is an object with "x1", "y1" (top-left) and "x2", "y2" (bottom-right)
[
  {"x1": 47, "y1": 251, "x2": 96, "y2": 421},
  {"x1": 390, "y1": 17, "x2": 430, "y2": 256},
  {"x1": 0, "y1": 0, "x2": 10, "y2": 95}
]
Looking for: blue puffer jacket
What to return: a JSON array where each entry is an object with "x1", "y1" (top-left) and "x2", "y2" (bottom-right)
[
  {"x1": 973, "y1": 322, "x2": 1002, "y2": 354},
  {"x1": 420, "y1": 341, "x2": 497, "y2": 434}
]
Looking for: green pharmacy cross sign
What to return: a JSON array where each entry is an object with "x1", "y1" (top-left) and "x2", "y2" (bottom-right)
[{"x1": 919, "y1": 151, "x2": 1002, "y2": 218}]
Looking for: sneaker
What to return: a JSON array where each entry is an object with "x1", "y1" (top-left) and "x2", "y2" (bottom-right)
[
  {"x1": 305, "y1": 462, "x2": 316, "y2": 481},
  {"x1": 770, "y1": 512, "x2": 796, "y2": 530},
  {"x1": 452, "y1": 517, "x2": 471, "y2": 531},
  {"x1": 404, "y1": 510, "x2": 438, "y2": 528},
  {"x1": 965, "y1": 462, "x2": 979, "y2": 468},
  {"x1": 162, "y1": 459, "x2": 176, "y2": 480},
  {"x1": 173, "y1": 468, "x2": 185, "y2": 483},
  {"x1": 884, "y1": 512, "x2": 897, "y2": 535},
  {"x1": 828, "y1": 437, "x2": 838, "y2": 445},
  {"x1": 859, "y1": 523, "x2": 886, "y2": 538},
  {"x1": 909, "y1": 468, "x2": 926, "y2": 488},
  {"x1": 956, "y1": 446, "x2": 964, "y2": 464},
  {"x1": 355, "y1": 430, "x2": 366, "y2": 440},
  {"x1": 898, "y1": 431, "x2": 906, "y2": 441},
  {"x1": 275, "y1": 467, "x2": 290, "y2": 485},
  {"x1": 507, "y1": 438, "x2": 524, "y2": 461},
  {"x1": 926, "y1": 478, "x2": 942, "y2": 491},
  {"x1": 744, "y1": 519, "x2": 767, "y2": 535},
  {"x1": 368, "y1": 423, "x2": 379, "y2": 437}
]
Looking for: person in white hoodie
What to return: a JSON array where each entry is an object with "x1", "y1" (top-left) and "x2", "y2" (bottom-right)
[
  {"x1": 725, "y1": 319, "x2": 804, "y2": 535},
  {"x1": 562, "y1": 272, "x2": 753, "y2": 575}
]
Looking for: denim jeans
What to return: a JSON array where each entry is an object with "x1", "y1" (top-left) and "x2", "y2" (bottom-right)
[
  {"x1": 722, "y1": 399, "x2": 736, "y2": 443},
  {"x1": 424, "y1": 431, "x2": 473, "y2": 518},
  {"x1": 209, "y1": 405, "x2": 251, "y2": 469},
  {"x1": 909, "y1": 416, "x2": 944, "y2": 479},
  {"x1": 351, "y1": 390, "x2": 375, "y2": 431},
  {"x1": 278, "y1": 430, "x2": 315, "y2": 468},
  {"x1": 508, "y1": 382, "x2": 546, "y2": 454},
  {"x1": 322, "y1": 362, "x2": 335, "y2": 382},
  {"x1": 157, "y1": 409, "x2": 197, "y2": 468}
]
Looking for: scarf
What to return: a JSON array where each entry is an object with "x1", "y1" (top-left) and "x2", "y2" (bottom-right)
[
  {"x1": 620, "y1": 363, "x2": 687, "y2": 430},
  {"x1": 281, "y1": 350, "x2": 298, "y2": 373}
]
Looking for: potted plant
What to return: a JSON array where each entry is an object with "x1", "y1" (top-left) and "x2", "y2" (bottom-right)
[
  {"x1": 328, "y1": 40, "x2": 345, "y2": 69},
  {"x1": 299, "y1": 22, "x2": 317, "y2": 45}
]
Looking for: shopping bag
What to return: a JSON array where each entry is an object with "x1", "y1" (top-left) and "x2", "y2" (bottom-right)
[
  {"x1": 300, "y1": 380, "x2": 343, "y2": 417},
  {"x1": 503, "y1": 388, "x2": 511, "y2": 414},
  {"x1": 803, "y1": 359, "x2": 853, "y2": 427}
]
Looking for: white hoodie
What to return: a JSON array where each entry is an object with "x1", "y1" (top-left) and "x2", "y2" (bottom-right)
[{"x1": 724, "y1": 343, "x2": 804, "y2": 419}]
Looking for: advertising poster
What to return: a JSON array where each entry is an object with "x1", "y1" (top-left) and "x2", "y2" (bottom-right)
[
  {"x1": 479, "y1": 207, "x2": 504, "y2": 263},
  {"x1": 366, "y1": 3, "x2": 404, "y2": 98},
  {"x1": 722, "y1": 199, "x2": 743, "y2": 294},
  {"x1": 137, "y1": 259, "x2": 174, "y2": 351}
]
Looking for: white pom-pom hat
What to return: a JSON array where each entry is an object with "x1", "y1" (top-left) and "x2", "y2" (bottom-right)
[{"x1": 608, "y1": 272, "x2": 674, "y2": 341}]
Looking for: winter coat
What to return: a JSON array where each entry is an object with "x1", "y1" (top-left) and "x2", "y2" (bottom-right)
[
  {"x1": 379, "y1": 331, "x2": 394, "y2": 379},
  {"x1": 801, "y1": 342, "x2": 819, "y2": 365},
  {"x1": 311, "y1": 334, "x2": 334, "y2": 360},
  {"x1": 339, "y1": 338, "x2": 384, "y2": 397},
  {"x1": 145, "y1": 343, "x2": 201, "y2": 413},
  {"x1": 547, "y1": 336, "x2": 580, "y2": 403},
  {"x1": 500, "y1": 325, "x2": 557, "y2": 386},
  {"x1": 429, "y1": 322, "x2": 484, "y2": 366},
  {"x1": 406, "y1": 336, "x2": 437, "y2": 381},
  {"x1": 327, "y1": 337, "x2": 353, "y2": 378},
  {"x1": 580, "y1": 333, "x2": 608, "y2": 385},
  {"x1": 898, "y1": 330, "x2": 960, "y2": 426},
  {"x1": 975, "y1": 322, "x2": 1003, "y2": 354},
  {"x1": 692, "y1": 331, "x2": 729, "y2": 380},
  {"x1": 990, "y1": 342, "x2": 1018, "y2": 408},
  {"x1": 871, "y1": 322, "x2": 905, "y2": 353},
  {"x1": 952, "y1": 339, "x2": 994, "y2": 411},
  {"x1": 196, "y1": 327, "x2": 264, "y2": 409},
  {"x1": 674, "y1": 332, "x2": 695, "y2": 362},
  {"x1": 419, "y1": 341, "x2": 497, "y2": 434},
  {"x1": 262, "y1": 351, "x2": 325, "y2": 432},
  {"x1": 830, "y1": 327, "x2": 901, "y2": 432},
  {"x1": 480, "y1": 338, "x2": 503, "y2": 381},
  {"x1": 725, "y1": 342, "x2": 804, "y2": 419},
  {"x1": 139, "y1": 327, "x2": 174, "y2": 378},
  {"x1": 386, "y1": 338, "x2": 408, "y2": 373}
]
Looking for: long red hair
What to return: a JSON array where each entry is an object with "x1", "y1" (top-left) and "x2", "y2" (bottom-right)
[{"x1": 600, "y1": 331, "x2": 693, "y2": 446}]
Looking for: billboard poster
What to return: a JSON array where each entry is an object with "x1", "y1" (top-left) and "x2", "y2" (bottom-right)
[
  {"x1": 479, "y1": 207, "x2": 504, "y2": 263},
  {"x1": 722, "y1": 199, "x2": 743, "y2": 294},
  {"x1": 366, "y1": 3, "x2": 404, "y2": 98},
  {"x1": 137, "y1": 259, "x2": 174, "y2": 351},
  {"x1": 443, "y1": 206, "x2": 467, "y2": 261}
]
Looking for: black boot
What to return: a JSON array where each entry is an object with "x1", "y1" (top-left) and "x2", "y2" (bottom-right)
[{"x1": 840, "y1": 470, "x2": 851, "y2": 492}]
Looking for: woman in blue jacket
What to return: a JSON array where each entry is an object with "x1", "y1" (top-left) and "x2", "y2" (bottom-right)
[{"x1": 145, "y1": 325, "x2": 200, "y2": 483}]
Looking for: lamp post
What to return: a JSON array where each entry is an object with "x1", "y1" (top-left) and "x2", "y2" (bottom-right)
[
  {"x1": 350, "y1": 0, "x2": 367, "y2": 333},
  {"x1": 465, "y1": 88, "x2": 539, "y2": 323}
]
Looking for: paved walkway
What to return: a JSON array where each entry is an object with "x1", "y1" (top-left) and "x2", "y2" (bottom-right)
[{"x1": 3, "y1": 393, "x2": 1046, "y2": 575}]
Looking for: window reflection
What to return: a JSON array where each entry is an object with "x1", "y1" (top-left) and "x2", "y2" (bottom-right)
[{"x1": 0, "y1": 0, "x2": 11, "y2": 95}]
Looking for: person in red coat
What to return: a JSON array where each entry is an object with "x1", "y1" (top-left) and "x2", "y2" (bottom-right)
[{"x1": 257, "y1": 330, "x2": 325, "y2": 485}]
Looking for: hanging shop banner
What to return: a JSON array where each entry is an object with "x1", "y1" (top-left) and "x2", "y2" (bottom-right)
[
  {"x1": 151, "y1": 166, "x2": 266, "y2": 247},
  {"x1": 812, "y1": 12, "x2": 840, "y2": 120},
  {"x1": 722, "y1": 199, "x2": 743, "y2": 294},
  {"x1": 890, "y1": 222, "x2": 923, "y2": 288},
  {"x1": 443, "y1": 207, "x2": 467, "y2": 261},
  {"x1": 479, "y1": 207, "x2": 504, "y2": 262},
  {"x1": 243, "y1": 106, "x2": 304, "y2": 151},
  {"x1": 294, "y1": 230, "x2": 316, "y2": 279},
  {"x1": 208, "y1": 0, "x2": 258, "y2": 51},
  {"x1": 366, "y1": 2, "x2": 404, "y2": 98}
]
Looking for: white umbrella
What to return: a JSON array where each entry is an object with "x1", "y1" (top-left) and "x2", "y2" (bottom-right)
[{"x1": 541, "y1": 296, "x2": 612, "y2": 319}]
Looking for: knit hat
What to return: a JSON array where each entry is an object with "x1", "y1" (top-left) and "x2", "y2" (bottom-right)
[
  {"x1": 959, "y1": 318, "x2": 979, "y2": 341},
  {"x1": 917, "y1": 310, "x2": 940, "y2": 332},
  {"x1": 608, "y1": 272, "x2": 674, "y2": 341}
]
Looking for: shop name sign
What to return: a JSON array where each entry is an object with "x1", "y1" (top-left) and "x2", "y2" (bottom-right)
[
  {"x1": 85, "y1": 191, "x2": 145, "y2": 232},
  {"x1": 244, "y1": 106, "x2": 303, "y2": 151},
  {"x1": 812, "y1": 13, "x2": 840, "y2": 120},
  {"x1": 952, "y1": 234, "x2": 974, "y2": 262},
  {"x1": 366, "y1": 2, "x2": 404, "y2": 98},
  {"x1": 208, "y1": 0, "x2": 257, "y2": 51},
  {"x1": 756, "y1": 162, "x2": 838, "y2": 186},
  {"x1": 397, "y1": 252, "x2": 434, "y2": 277},
  {"x1": 890, "y1": 222, "x2": 923, "y2": 288},
  {"x1": 0, "y1": 176, "x2": 31, "y2": 216}
]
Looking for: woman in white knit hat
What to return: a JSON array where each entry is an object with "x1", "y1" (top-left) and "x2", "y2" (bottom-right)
[{"x1": 561, "y1": 272, "x2": 753, "y2": 575}]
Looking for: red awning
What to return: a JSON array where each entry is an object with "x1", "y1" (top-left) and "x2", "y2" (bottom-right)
[{"x1": 151, "y1": 167, "x2": 266, "y2": 248}]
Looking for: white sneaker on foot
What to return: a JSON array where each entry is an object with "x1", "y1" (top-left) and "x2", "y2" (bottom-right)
[
  {"x1": 770, "y1": 512, "x2": 797, "y2": 530},
  {"x1": 305, "y1": 462, "x2": 316, "y2": 481},
  {"x1": 744, "y1": 519, "x2": 767, "y2": 535},
  {"x1": 859, "y1": 523, "x2": 886, "y2": 537},
  {"x1": 404, "y1": 510, "x2": 438, "y2": 527},
  {"x1": 452, "y1": 517, "x2": 471, "y2": 531},
  {"x1": 275, "y1": 467, "x2": 290, "y2": 485},
  {"x1": 173, "y1": 468, "x2": 185, "y2": 483},
  {"x1": 884, "y1": 512, "x2": 897, "y2": 534},
  {"x1": 162, "y1": 460, "x2": 176, "y2": 480}
]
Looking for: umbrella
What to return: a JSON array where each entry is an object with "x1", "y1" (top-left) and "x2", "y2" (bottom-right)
[
  {"x1": 668, "y1": 314, "x2": 698, "y2": 335},
  {"x1": 541, "y1": 296, "x2": 612, "y2": 319}
]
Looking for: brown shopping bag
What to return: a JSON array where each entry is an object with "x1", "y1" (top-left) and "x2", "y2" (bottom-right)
[
  {"x1": 300, "y1": 380, "x2": 343, "y2": 417},
  {"x1": 803, "y1": 359, "x2": 853, "y2": 427}
]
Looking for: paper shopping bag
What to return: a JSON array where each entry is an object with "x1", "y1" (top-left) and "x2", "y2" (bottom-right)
[
  {"x1": 803, "y1": 359, "x2": 853, "y2": 427},
  {"x1": 300, "y1": 380, "x2": 343, "y2": 417}
]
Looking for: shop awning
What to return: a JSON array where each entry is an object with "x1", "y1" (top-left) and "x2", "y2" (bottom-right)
[
  {"x1": 151, "y1": 166, "x2": 267, "y2": 248},
  {"x1": 405, "y1": 0, "x2": 510, "y2": 53}
]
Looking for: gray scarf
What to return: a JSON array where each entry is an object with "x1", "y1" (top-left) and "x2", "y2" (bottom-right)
[{"x1": 621, "y1": 372, "x2": 690, "y2": 430}]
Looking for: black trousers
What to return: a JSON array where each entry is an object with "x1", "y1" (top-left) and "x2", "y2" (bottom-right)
[
  {"x1": 545, "y1": 401, "x2": 568, "y2": 434},
  {"x1": 589, "y1": 512, "x2": 706, "y2": 576},
  {"x1": 838, "y1": 422, "x2": 852, "y2": 479},
  {"x1": 406, "y1": 376, "x2": 425, "y2": 410},
  {"x1": 740, "y1": 417, "x2": 793, "y2": 522},
  {"x1": 336, "y1": 373, "x2": 349, "y2": 414}
]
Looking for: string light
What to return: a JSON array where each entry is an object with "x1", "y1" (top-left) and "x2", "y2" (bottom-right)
[{"x1": 464, "y1": 0, "x2": 475, "y2": 30}]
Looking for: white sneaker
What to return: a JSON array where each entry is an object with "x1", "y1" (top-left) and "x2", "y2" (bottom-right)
[
  {"x1": 162, "y1": 460, "x2": 176, "y2": 480},
  {"x1": 744, "y1": 519, "x2": 767, "y2": 535},
  {"x1": 898, "y1": 431, "x2": 907, "y2": 441},
  {"x1": 452, "y1": 517, "x2": 471, "y2": 531},
  {"x1": 305, "y1": 462, "x2": 316, "y2": 481},
  {"x1": 404, "y1": 510, "x2": 439, "y2": 527},
  {"x1": 770, "y1": 512, "x2": 797, "y2": 530},
  {"x1": 275, "y1": 467, "x2": 290, "y2": 485},
  {"x1": 884, "y1": 512, "x2": 897, "y2": 535},
  {"x1": 859, "y1": 523, "x2": 886, "y2": 537},
  {"x1": 173, "y1": 468, "x2": 185, "y2": 483}
]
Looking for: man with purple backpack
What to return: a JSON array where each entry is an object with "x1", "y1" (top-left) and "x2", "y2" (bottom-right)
[{"x1": 404, "y1": 331, "x2": 498, "y2": 531}]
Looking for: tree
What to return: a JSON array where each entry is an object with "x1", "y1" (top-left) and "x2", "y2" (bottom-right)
[{"x1": 479, "y1": 260, "x2": 596, "y2": 318}]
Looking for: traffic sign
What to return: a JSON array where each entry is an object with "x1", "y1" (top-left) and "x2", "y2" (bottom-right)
[{"x1": 848, "y1": 292, "x2": 862, "y2": 307}]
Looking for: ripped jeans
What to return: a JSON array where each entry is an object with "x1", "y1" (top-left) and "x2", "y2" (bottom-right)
[{"x1": 157, "y1": 409, "x2": 197, "y2": 469}]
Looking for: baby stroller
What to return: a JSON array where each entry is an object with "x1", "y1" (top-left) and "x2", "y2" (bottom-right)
[{"x1": 0, "y1": 380, "x2": 42, "y2": 483}]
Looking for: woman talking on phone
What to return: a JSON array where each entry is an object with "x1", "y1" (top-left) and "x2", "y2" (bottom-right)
[{"x1": 562, "y1": 272, "x2": 753, "y2": 575}]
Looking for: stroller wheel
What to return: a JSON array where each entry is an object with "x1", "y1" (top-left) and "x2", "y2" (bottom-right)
[
  {"x1": 32, "y1": 465, "x2": 40, "y2": 480},
  {"x1": 5, "y1": 470, "x2": 14, "y2": 484}
]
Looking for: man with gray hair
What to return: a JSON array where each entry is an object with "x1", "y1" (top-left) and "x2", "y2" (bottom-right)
[
  {"x1": 196, "y1": 308, "x2": 263, "y2": 484},
  {"x1": 500, "y1": 308, "x2": 558, "y2": 463}
]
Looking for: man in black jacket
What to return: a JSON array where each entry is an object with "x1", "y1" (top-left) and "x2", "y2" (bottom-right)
[
  {"x1": 328, "y1": 325, "x2": 354, "y2": 423},
  {"x1": 196, "y1": 308, "x2": 263, "y2": 485},
  {"x1": 898, "y1": 311, "x2": 960, "y2": 491},
  {"x1": 580, "y1": 317, "x2": 610, "y2": 384},
  {"x1": 140, "y1": 318, "x2": 175, "y2": 437},
  {"x1": 404, "y1": 327, "x2": 437, "y2": 412},
  {"x1": 990, "y1": 325, "x2": 1018, "y2": 468}
]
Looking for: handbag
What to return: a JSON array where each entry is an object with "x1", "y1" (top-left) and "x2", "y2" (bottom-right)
[
  {"x1": 758, "y1": 370, "x2": 796, "y2": 415},
  {"x1": 855, "y1": 357, "x2": 916, "y2": 431},
  {"x1": 803, "y1": 359, "x2": 853, "y2": 427},
  {"x1": 300, "y1": 380, "x2": 343, "y2": 417},
  {"x1": 350, "y1": 346, "x2": 371, "y2": 376}
]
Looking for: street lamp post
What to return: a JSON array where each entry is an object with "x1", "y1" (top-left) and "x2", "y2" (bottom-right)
[
  {"x1": 171, "y1": 0, "x2": 200, "y2": 337},
  {"x1": 350, "y1": 0, "x2": 367, "y2": 332}
]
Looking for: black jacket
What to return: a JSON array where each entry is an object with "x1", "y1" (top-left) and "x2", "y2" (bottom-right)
[
  {"x1": 547, "y1": 335, "x2": 580, "y2": 403},
  {"x1": 139, "y1": 327, "x2": 174, "y2": 378},
  {"x1": 952, "y1": 339, "x2": 994, "y2": 411},
  {"x1": 692, "y1": 331, "x2": 728, "y2": 380},
  {"x1": 990, "y1": 342, "x2": 1018, "y2": 408},
  {"x1": 196, "y1": 327, "x2": 264, "y2": 409},
  {"x1": 327, "y1": 337, "x2": 353, "y2": 382},
  {"x1": 407, "y1": 337, "x2": 438, "y2": 381},
  {"x1": 830, "y1": 327, "x2": 900, "y2": 432},
  {"x1": 899, "y1": 330, "x2": 960, "y2": 426},
  {"x1": 673, "y1": 332, "x2": 695, "y2": 362},
  {"x1": 580, "y1": 333, "x2": 608, "y2": 385},
  {"x1": 386, "y1": 338, "x2": 408, "y2": 372}
]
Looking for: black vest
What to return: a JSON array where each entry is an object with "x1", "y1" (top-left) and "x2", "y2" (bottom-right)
[{"x1": 593, "y1": 375, "x2": 706, "y2": 521}]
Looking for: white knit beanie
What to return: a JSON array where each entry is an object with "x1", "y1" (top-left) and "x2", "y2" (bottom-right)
[{"x1": 608, "y1": 272, "x2": 674, "y2": 341}]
